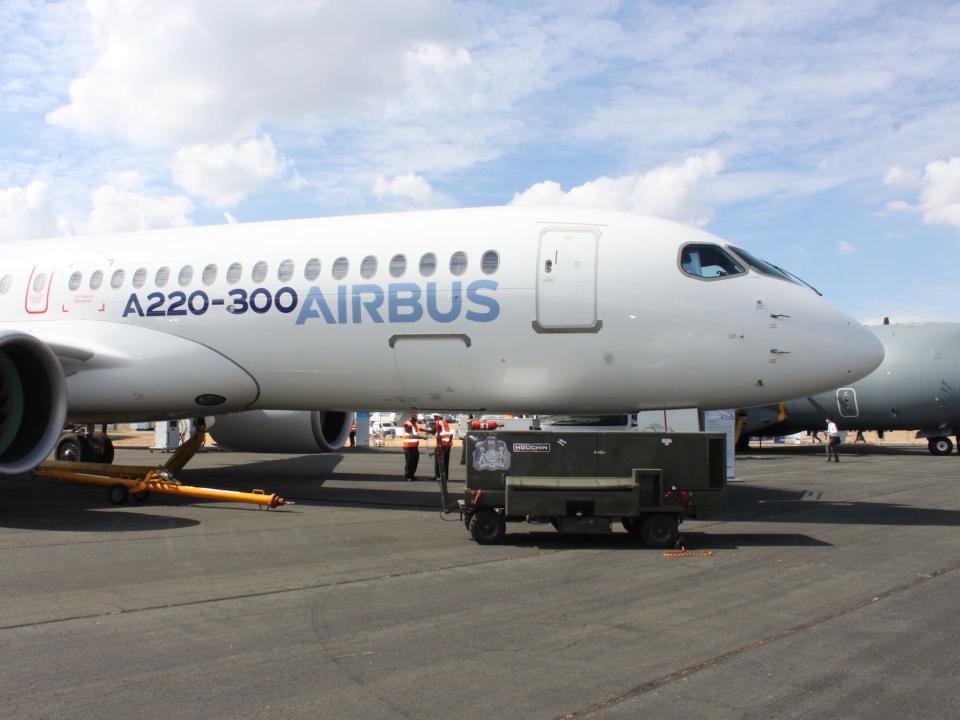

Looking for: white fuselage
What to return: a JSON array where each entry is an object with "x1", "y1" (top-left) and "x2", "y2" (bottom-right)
[{"x1": 0, "y1": 206, "x2": 882, "y2": 422}]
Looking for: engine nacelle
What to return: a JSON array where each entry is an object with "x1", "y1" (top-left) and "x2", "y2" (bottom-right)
[
  {"x1": 207, "y1": 410, "x2": 355, "y2": 453},
  {"x1": 0, "y1": 332, "x2": 68, "y2": 476}
]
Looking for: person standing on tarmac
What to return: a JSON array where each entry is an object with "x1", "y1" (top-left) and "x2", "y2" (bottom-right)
[
  {"x1": 402, "y1": 414, "x2": 420, "y2": 481},
  {"x1": 349, "y1": 419, "x2": 357, "y2": 448},
  {"x1": 434, "y1": 414, "x2": 454, "y2": 481},
  {"x1": 825, "y1": 417, "x2": 841, "y2": 462}
]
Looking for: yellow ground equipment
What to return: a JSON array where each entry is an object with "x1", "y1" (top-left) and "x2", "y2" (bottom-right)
[{"x1": 34, "y1": 420, "x2": 288, "y2": 509}]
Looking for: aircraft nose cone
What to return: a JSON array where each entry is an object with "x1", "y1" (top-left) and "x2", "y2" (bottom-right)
[{"x1": 846, "y1": 319, "x2": 885, "y2": 381}]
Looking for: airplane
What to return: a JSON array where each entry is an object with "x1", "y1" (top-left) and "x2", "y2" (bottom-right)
[
  {"x1": 738, "y1": 322, "x2": 960, "y2": 455},
  {"x1": 0, "y1": 205, "x2": 883, "y2": 478}
]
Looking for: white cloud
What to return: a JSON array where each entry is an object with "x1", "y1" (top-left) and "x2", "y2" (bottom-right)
[
  {"x1": 171, "y1": 136, "x2": 291, "y2": 207},
  {"x1": 373, "y1": 173, "x2": 436, "y2": 206},
  {"x1": 510, "y1": 152, "x2": 723, "y2": 226},
  {"x1": 917, "y1": 157, "x2": 960, "y2": 228},
  {"x1": 884, "y1": 156, "x2": 960, "y2": 229},
  {"x1": 0, "y1": 181, "x2": 61, "y2": 241},
  {"x1": 84, "y1": 186, "x2": 194, "y2": 235},
  {"x1": 837, "y1": 240, "x2": 857, "y2": 254},
  {"x1": 46, "y1": 0, "x2": 468, "y2": 147},
  {"x1": 884, "y1": 165, "x2": 919, "y2": 187},
  {"x1": 105, "y1": 170, "x2": 145, "y2": 191}
]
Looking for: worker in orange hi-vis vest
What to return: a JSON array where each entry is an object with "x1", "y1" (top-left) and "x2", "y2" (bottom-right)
[
  {"x1": 434, "y1": 414, "x2": 454, "y2": 482},
  {"x1": 402, "y1": 415, "x2": 420, "y2": 481}
]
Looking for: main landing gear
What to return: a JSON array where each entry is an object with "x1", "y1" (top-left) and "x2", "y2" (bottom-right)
[
  {"x1": 928, "y1": 437, "x2": 955, "y2": 456},
  {"x1": 38, "y1": 419, "x2": 288, "y2": 509},
  {"x1": 56, "y1": 425, "x2": 115, "y2": 464}
]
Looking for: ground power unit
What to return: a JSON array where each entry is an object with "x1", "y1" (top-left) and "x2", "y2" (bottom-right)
[{"x1": 460, "y1": 430, "x2": 728, "y2": 547}]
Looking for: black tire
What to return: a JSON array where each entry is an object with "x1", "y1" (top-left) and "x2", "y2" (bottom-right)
[
  {"x1": 639, "y1": 513, "x2": 679, "y2": 549},
  {"x1": 132, "y1": 490, "x2": 151, "y2": 502},
  {"x1": 108, "y1": 483, "x2": 130, "y2": 505},
  {"x1": 87, "y1": 432, "x2": 115, "y2": 464},
  {"x1": 621, "y1": 517, "x2": 641, "y2": 535},
  {"x1": 468, "y1": 509, "x2": 506, "y2": 545},
  {"x1": 56, "y1": 434, "x2": 89, "y2": 463},
  {"x1": 929, "y1": 437, "x2": 954, "y2": 456}
]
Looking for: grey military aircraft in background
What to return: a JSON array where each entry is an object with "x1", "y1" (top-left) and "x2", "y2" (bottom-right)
[{"x1": 740, "y1": 322, "x2": 960, "y2": 455}]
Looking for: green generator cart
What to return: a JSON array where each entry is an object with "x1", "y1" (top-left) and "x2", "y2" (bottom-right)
[{"x1": 461, "y1": 430, "x2": 728, "y2": 547}]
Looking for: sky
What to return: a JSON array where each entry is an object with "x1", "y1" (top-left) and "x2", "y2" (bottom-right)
[{"x1": 1, "y1": 0, "x2": 959, "y2": 324}]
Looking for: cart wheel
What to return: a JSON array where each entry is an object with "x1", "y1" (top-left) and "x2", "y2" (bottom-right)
[
  {"x1": 468, "y1": 509, "x2": 506, "y2": 545},
  {"x1": 132, "y1": 490, "x2": 151, "y2": 502},
  {"x1": 108, "y1": 483, "x2": 130, "y2": 505},
  {"x1": 621, "y1": 517, "x2": 641, "y2": 535},
  {"x1": 640, "y1": 513, "x2": 679, "y2": 549}
]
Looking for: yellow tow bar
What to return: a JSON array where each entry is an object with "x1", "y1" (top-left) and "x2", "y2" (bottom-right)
[{"x1": 34, "y1": 420, "x2": 289, "y2": 509}]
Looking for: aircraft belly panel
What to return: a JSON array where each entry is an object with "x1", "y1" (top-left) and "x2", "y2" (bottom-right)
[{"x1": 392, "y1": 335, "x2": 478, "y2": 409}]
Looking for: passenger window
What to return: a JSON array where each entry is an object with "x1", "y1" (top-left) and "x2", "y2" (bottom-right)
[
  {"x1": 132, "y1": 268, "x2": 147, "y2": 288},
  {"x1": 226, "y1": 263, "x2": 242, "y2": 284},
  {"x1": 481, "y1": 250, "x2": 499, "y2": 275},
  {"x1": 419, "y1": 253, "x2": 437, "y2": 277},
  {"x1": 178, "y1": 265, "x2": 193, "y2": 286},
  {"x1": 679, "y1": 244, "x2": 745, "y2": 279},
  {"x1": 110, "y1": 269, "x2": 125, "y2": 289},
  {"x1": 304, "y1": 258, "x2": 321, "y2": 281},
  {"x1": 155, "y1": 267, "x2": 170, "y2": 287},
  {"x1": 252, "y1": 261, "x2": 268, "y2": 283},
  {"x1": 332, "y1": 257, "x2": 349, "y2": 280},
  {"x1": 90, "y1": 270, "x2": 104, "y2": 290},
  {"x1": 389, "y1": 254, "x2": 406, "y2": 278},
  {"x1": 450, "y1": 251, "x2": 467, "y2": 276},
  {"x1": 278, "y1": 259, "x2": 294, "y2": 282},
  {"x1": 0, "y1": 275, "x2": 11, "y2": 294},
  {"x1": 360, "y1": 255, "x2": 377, "y2": 279},
  {"x1": 202, "y1": 264, "x2": 218, "y2": 285},
  {"x1": 68, "y1": 272, "x2": 82, "y2": 291},
  {"x1": 33, "y1": 273, "x2": 48, "y2": 293}
]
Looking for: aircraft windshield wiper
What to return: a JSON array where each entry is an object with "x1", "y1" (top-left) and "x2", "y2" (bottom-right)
[{"x1": 774, "y1": 265, "x2": 821, "y2": 296}]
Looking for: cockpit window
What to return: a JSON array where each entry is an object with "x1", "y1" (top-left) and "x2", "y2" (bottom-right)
[
  {"x1": 679, "y1": 244, "x2": 746, "y2": 279},
  {"x1": 726, "y1": 246, "x2": 796, "y2": 283}
]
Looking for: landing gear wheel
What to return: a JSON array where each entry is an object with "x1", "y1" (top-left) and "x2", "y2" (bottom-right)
[
  {"x1": 468, "y1": 509, "x2": 506, "y2": 545},
  {"x1": 86, "y1": 432, "x2": 115, "y2": 464},
  {"x1": 929, "y1": 437, "x2": 954, "y2": 456},
  {"x1": 132, "y1": 490, "x2": 151, "y2": 502},
  {"x1": 621, "y1": 517, "x2": 641, "y2": 535},
  {"x1": 56, "y1": 434, "x2": 90, "y2": 463},
  {"x1": 640, "y1": 513, "x2": 679, "y2": 549},
  {"x1": 108, "y1": 483, "x2": 130, "y2": 505}
]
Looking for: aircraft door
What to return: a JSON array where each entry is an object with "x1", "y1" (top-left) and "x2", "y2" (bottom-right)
[
  {"x1": 836, "y1": 388, "x2": 859, "y2": 418},
  {"x1": 535, "y1": 227, "x2": 601, "y2": 332},
  {"x1": 25, "y1": 265, "x2": 55, "y2": 314}
]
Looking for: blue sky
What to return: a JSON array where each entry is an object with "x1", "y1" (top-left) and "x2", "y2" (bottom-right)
[{"x1": 2, "y1": 0, "x2": 959, "y2": 323}]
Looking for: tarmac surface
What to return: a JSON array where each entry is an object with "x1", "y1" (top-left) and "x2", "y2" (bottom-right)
[{"x1": 1, "y1": 442, "x2": 959, "y2": 719}]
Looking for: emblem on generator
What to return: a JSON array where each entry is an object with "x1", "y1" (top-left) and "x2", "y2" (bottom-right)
[{"x1": 473, "y1": 437, "x2": 511, "y2": 472}]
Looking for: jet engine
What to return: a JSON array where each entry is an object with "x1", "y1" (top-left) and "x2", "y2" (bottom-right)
[
  {"x1": 207, "y1": 410, "x2": 356, "y2": 453},
  {"x1": 0, "y1": 331, "x2": 68, "y2": 476}
]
